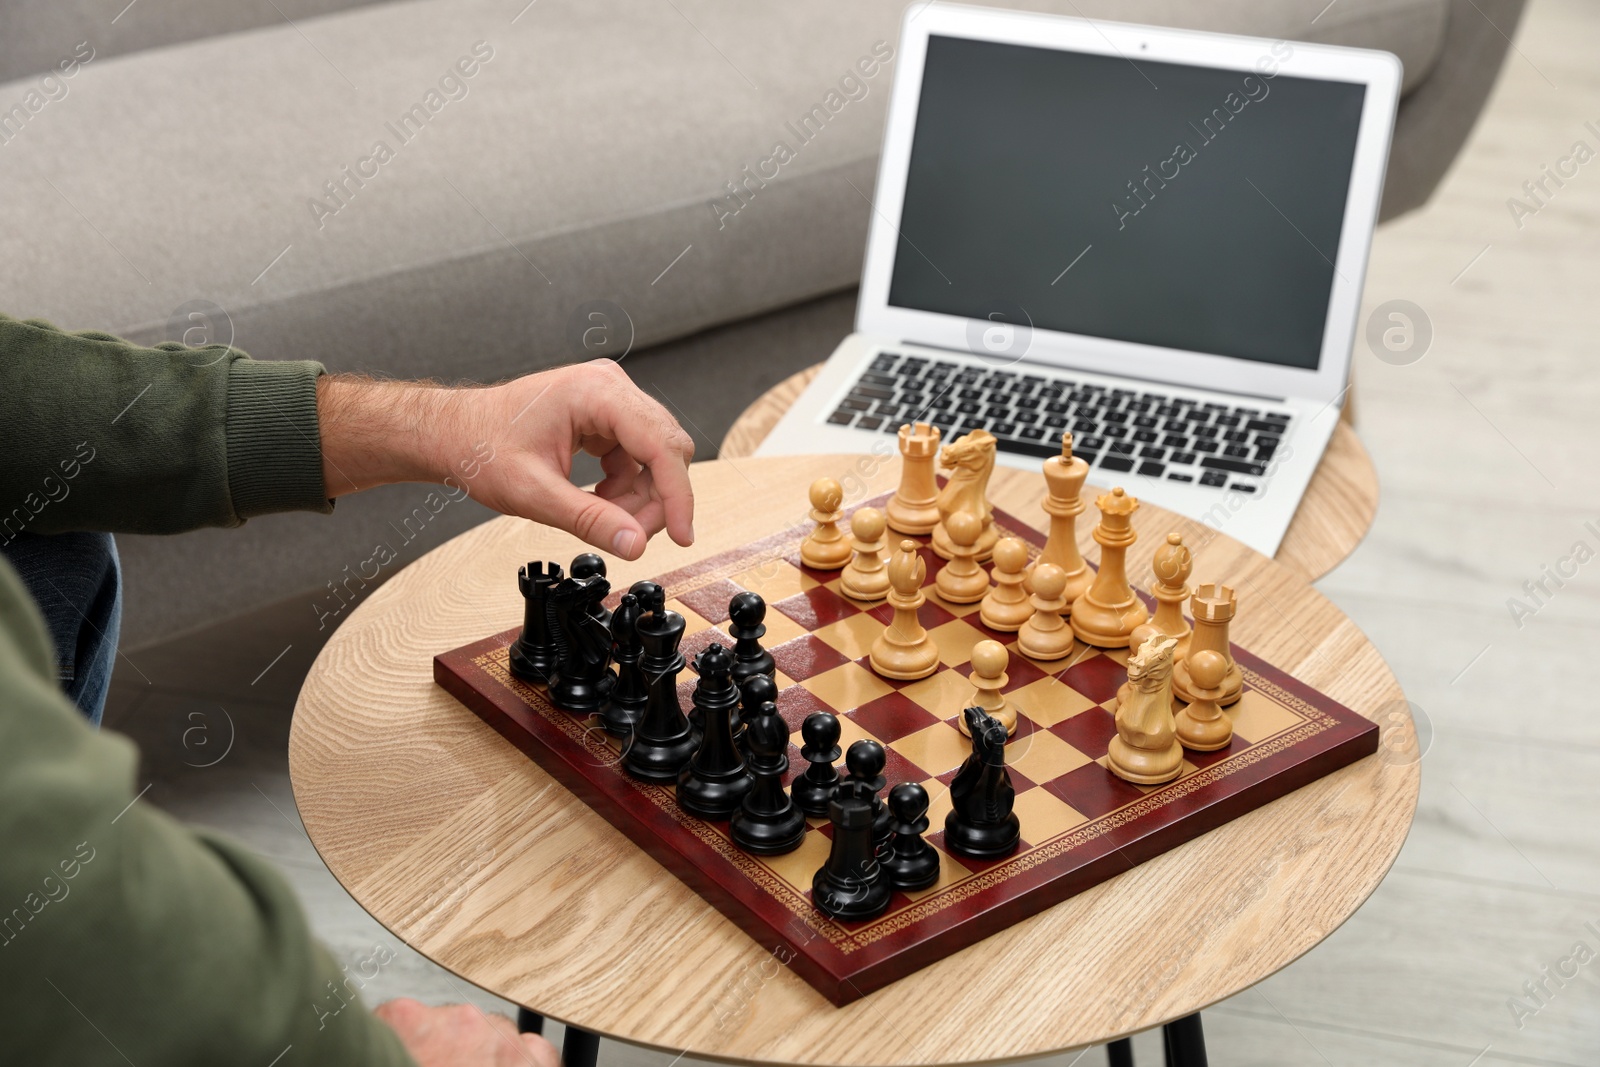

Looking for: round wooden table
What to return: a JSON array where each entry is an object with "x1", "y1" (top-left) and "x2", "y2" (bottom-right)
[
  {"x1": 289, "y1": 455, "x2": 1418, "y2": 1065},
  {"x1": 719, "y1": 364, "x2": 1379, "y2": 583}
]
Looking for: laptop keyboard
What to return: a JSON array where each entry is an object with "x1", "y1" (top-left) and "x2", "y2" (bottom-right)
[{"x1": 825, "y1": 351, "x2": 1292, "y2": 492}]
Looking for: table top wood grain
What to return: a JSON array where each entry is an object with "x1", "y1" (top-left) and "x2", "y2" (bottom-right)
[
  {"x1": 718, "y1": 363, "x2": 1379, "y2": 583},
  {"x1": 289, "y1": 454, "x2": 1418, "y2": 1065}
]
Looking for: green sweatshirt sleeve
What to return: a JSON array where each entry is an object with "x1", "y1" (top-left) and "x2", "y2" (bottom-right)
[
  {"x1": 0, "y1": 313, "x2": 332, "y2": 536},
  {"x1": 0, "y1": 558, "x2": 418, "y2": 1066}
]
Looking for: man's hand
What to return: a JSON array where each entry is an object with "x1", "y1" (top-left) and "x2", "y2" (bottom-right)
[
  {"x1": 318, "y1": 360, "x2": 695, "y2": 561},
  {"x1": 375, "y1": 999, "x2": 560, "y2": 1067}
]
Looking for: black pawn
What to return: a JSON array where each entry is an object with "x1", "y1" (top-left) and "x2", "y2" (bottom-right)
[
  {"x1": 811, "y1": 785, "x2": 890, "y2": 922},
  {"x1": 601, "y1": 593, "x2": 648, "y2": 737},
  {"x1": 677, "y1": 644, "x2": 753, "y2": 819},
  {"x1": 622, "y1": 588, "x2": 696, "y2": 782},
  {"x1": 737, "y1": 674, "x2": 778, "y2": 755},
  {"x1": 881, "y1": 783, "x2": 940, "y2": 891},
  {"x1": 944, "y1": 705, "x2": 1021, "y2": 859},
  {"x1": 569, "y1": 553, "x2": 613, "y2": 629},
  {"x1": 509, "y1": 561, "x2": 561, "y2": 684},
  {"x1": 730, "y1": 700, "x2": 806, "y2": 854},
  {"x1": 727, "y1": 591, "x2": 776, "y2": 688},
  {"x1": 791, "y1": 712, "x2": 842, "y2": 817},
  {"x1": 842, "y1": 739, "x2": 891, "y2": 851}
]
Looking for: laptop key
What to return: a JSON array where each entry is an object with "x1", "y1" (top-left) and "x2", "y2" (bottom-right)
[
  {"x1": 841, "y1": 398, "x2": 871, "y2": 412},
  {"x1": 1167, "y1": 472, "x2": 1194, "y2": 483},
  {"x1": 1170, "y1": 451, "x2": 1197, "y2": 465},
  {"x1": 828, "y1": 410, "x2": 856, "y2": 426},
  {"x1": 1132, "y1": 430, "x2": 1157, "y2": 444},
  {"x1": 993, "y1": 437, "x2": 1064, "y2": 460},
  {"x1": 1138, "y1": 461, "x2": 1165, "y2": 477},
  {"x1": 1161, "y1": 434, "x2": 1189, "y2": 449},
  {"x1": 1223, "y1": 445, "x2": 1251, "y2": 459},
  {"x1": 1193, "y1": 440, "x2": 1220, "y2": 453},
  {"x1": 1230, "y1": 483, "x2": 1258, "y2": 494},
  {"x1": 1140, "y1": 445, "x2": 1166, "y2": 459},
  {"x1": 858, "y1": 415, "x2": 883, "y2": 430},
  {"x1": 1200, "y1": 456, "x2": 1267, "y2": 477},
  {"x1": 1100, "y1": 456, "x2": 1136, "y2": 473},
  {"x1": 852, "y1": 385, "x2": 894, "y2": 401},
  {"x1": 1199, "y1": 471, "x2": 1228, "y2": 487}
]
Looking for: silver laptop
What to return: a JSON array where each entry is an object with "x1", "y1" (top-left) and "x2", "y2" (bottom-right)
[{"x1": 757, "y1": 3, "x2": 1402, "y2": 556}]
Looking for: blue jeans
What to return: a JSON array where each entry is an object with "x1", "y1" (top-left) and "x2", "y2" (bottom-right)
[{"x1": 0, "y1": 531, "x2": 121, "y2": 726}]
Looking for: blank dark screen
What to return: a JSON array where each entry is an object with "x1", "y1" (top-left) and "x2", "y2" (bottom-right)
[{"x1": 887, "y1": 35, "x2": 1368, "y2": 370}]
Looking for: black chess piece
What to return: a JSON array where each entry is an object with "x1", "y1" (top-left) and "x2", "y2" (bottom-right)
[
  {"x1": 727, "y1": 591, "x2": 776, "y2": 688},
  {"x1": 509, "y1": 561, "x2": 562, "y2": 684},
  {"x1": 811, "y1": 784, "x2": 890, "y2": 922},
  {"x1": 621, "y1": 587, "x2": 697, "y2": 781},
  {"x1": 601, "y1": 593, "x2": 648, "y2": 737},
  {"x1": 841, "y1": 739, "x2": 891, "y2": 851},
  {"x1": 944, "y1": 705, "x2": 1021, "y2": 859},
  {"x1": 730, "y1": 700, "x2": 806, "y2": 854},
  {"x1": 881, "y1": 782, "x2": 940, "y2": 891},
  {"x1": 548, "y1": 572, "x2": 616, "y2": 714},
  {"x1": 677, "y1": 644, "x2": 753, "y2": 819},
  {"x1": 736, "y1": 674, "x2": 778, "y2": 755},
  {"x1": 569, "y1": 553, "x2": 613, "y2": 629},
  {"x1": 791, "y1": 712, "x2": 842, "y2": 817}
]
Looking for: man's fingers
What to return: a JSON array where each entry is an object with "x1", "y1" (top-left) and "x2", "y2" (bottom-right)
[
  {"x1": 600, "y1": 389, "x2": 695, "y2": 547},
  {"x1": 543, "y1": 479, "x2": 650, "y2": 561}
]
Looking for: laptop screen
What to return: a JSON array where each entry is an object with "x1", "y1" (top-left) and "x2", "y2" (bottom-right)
[{"x1": 886, "y1": 35, "x2": 1368, "y2": 371}]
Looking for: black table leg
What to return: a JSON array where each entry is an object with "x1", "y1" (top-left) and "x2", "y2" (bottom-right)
[
  {"x1": 517, "y1": 1008, "x2": 545, "y2": 1034},
  {"x1": 1162, "y1": 1013, "x2": 1208, "y2": 1067},
  {"x1": 562, "y1": 1025, "x2": 602, "y2": 1067},
  {"x1": 1107, "y1": 1037, "x2": 1136, "y2": 1066}
]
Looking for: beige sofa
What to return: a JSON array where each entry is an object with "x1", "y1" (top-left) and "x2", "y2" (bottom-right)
[{"x1": 0, "y1": 0, "x2": 1524, "y2": 645}]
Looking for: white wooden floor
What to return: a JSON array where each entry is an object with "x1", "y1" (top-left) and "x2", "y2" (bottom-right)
[{"x1": 107, "y1": 0, "x2": 1600, "y2": 1062}]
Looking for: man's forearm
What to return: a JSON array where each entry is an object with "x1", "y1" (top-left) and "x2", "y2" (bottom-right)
[
  {"x1": 0, "y1": 314, "x2": 330, "y2": 537},
  {"x1": 316, "y1": 376, "x2": 467, "y2": 497}
]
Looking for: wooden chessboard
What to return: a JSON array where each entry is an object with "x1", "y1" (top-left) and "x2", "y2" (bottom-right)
[{"x1": 434, "y1": 491, "x2": 1379, "y2": 1006}]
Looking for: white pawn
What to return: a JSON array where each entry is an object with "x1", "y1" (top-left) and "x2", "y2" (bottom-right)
[
  {"x1": 960, "y1": 639, "x2": 1017, "y2": 737},
  {"x1": 840, "y1": 507, "x2": 890, "y2": 602},
  {"x1": 800, "y1": 477, "x2": 851, "y2": 570},
  {"x1": 935, "y1": 511, "x2": 990, "y2": 604},
  {"x1": 979, "y1": 537, "x2": 1033, "y2": 632},
  {"x1": 1017, "y1": 563, "x2": 1074, "y2": 662}
]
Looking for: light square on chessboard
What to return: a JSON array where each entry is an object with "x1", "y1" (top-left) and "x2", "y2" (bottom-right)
[
  {"x1": 926, "y1": 588, "x2": 986, "y2": 619},
  {"x1": 1007, "y1": 675, "x2": 1100, "y2": 727},
  {"x1": 672, "y1": 602, "x2": 716, "y2": 638},
  {"x1": 897, "y1": 667, "x2": 978, "y2": 717},
  {"x1": 924, "y1": 618, "x2": 993, "y2": 668},
  {"x1": 729, "y1": 559, "x2": 820, "y2": 604},
  {"x1": 754, "y1": 607, "x2": 810, "y2": 649},
  {"x1": 752, "y1": 827, "x2": 834, "y2": 897},
  {"x1": 800, "y1": 661, "x2": 894, "y2": 711},
  {"x1": 1005, "y1": 727, "x2": 1095, "y2": 783},
  {"x1": 1011, "y1": 787, "x2": 1089, "y2": 842},
  {"x1": 809, "y1": 613, "x2": 885, "y2": 662},
  {"x1": 895, "y1": 719, "x2": 974, "y2": 778},
  {"x1": 1229, "y1": 689, "x2": 1307, "y2": 744}
]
